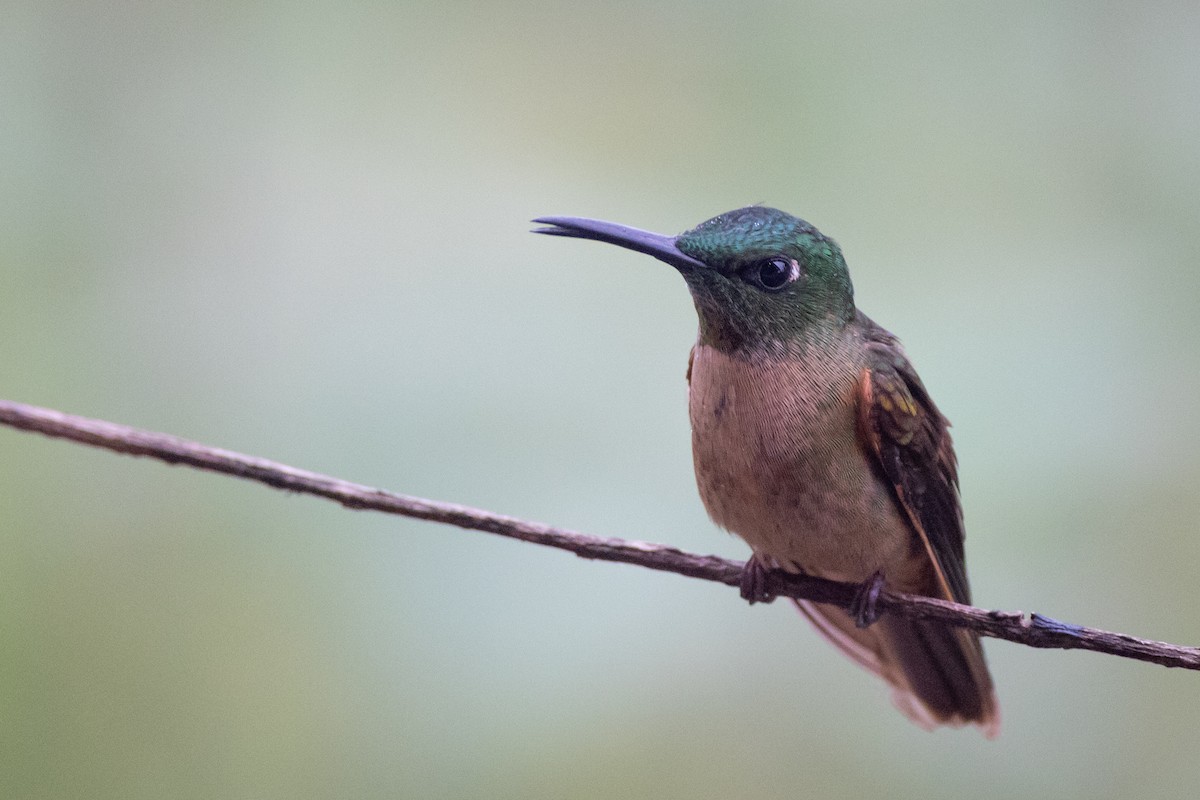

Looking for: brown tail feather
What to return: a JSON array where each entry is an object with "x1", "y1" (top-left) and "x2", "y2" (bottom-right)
[{"x1": 794, "y1": 599, "x2": 999, "y2": 735}]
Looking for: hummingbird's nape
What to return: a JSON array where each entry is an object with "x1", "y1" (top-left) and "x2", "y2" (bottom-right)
[{"x1": 534, "y1": 207, "x2": 999, "y2": 735}]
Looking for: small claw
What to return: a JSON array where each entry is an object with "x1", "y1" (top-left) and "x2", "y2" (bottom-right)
[
  {"x1": 740, "y1": 554, "x2": 777, "y2": 605},
  {"x1": 851, "y1": 570, "x2": 887, "y2": 628}
]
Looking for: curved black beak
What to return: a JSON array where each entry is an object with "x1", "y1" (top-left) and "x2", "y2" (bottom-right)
[{"x1": 532, "y1": 216, "x2": 706, "y2": 272}]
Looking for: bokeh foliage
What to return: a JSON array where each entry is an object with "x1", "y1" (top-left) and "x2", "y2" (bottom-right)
[{"x1": 3, "y1": 3, "x2": 1200, "y2": 798}]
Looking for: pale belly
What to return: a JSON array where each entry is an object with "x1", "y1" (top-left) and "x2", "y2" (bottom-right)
[{"x1": 688, "y1": 343, "x2": 916, "y2": 584}]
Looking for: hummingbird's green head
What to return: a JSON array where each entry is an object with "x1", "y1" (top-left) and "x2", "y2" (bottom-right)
[{"x1": 533, "y1": 206, "x2": 855, "y2": 352}]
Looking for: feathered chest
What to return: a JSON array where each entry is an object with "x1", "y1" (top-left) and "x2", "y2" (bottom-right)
[{"x1": 686, "y1": 342, "x2": 908, "y2": 577}]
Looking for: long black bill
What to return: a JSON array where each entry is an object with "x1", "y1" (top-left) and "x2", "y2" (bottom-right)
[{"x1": 532, "y1": 216, "x2": 706, "y2": 272}]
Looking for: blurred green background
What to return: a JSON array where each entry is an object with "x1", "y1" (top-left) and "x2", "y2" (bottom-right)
[{"x1": 4, "y1": 2, "x2": 1200, "y2": 798}]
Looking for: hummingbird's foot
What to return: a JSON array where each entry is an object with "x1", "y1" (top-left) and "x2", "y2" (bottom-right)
[
  {"x1": 739, "y1": 554, "x2": 777, "y2": 605},
  {"x1": 851, "y1": 570, "x2": 887, "y2": 628}
]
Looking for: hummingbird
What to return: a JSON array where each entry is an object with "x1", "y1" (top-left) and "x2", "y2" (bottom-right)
[{"x1": 533, "y1": 206, "x2": 999, "y2": 733}]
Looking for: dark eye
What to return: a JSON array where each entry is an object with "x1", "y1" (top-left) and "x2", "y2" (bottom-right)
[{"x1": 745, "y1": 257, "x2": 796, "y2": 291}]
